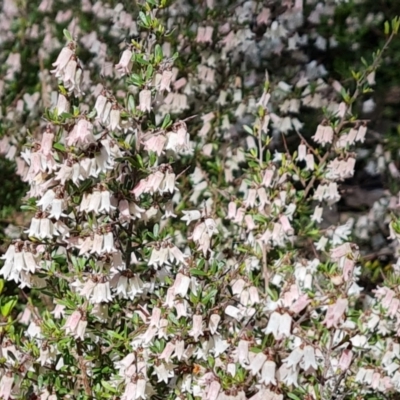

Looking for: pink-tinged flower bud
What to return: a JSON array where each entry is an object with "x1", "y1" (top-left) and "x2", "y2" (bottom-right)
[
  {"x1": 148, "y1": 171, "x2": 165, "y2": 194},
  {"x1": 245, "y1": 214, "x2": 255, "y2": 232},
  {"x1": 67, "y1": 119, "x2": 95, "y2": 147},
  {"x1": 174, "y1": 301, "x2": 187, "y2": 318},
  {"x1": 257, "y1": 8, "x2": 271, "y2": 25},
  {"x1": 284, "y1": 347, "x2": 303, "y2": 369},
  {"x1": 311, "y1": 206, "x2": 323, "y2": 223},
  {"x1": 227, "y1": 363, "x2": 236, "y2": 377},
  {"x1": 63, "y1": 310, "x2": 82, "y2": 334},
  {"x1": 173, "y1": 273, "x2": 190, "y2": 297},
  {"x1": 279, "y1": 215, "x2": 293, "y2": 233},
  {"x1": 235, "y1": 340, "x2": 249, "y2": 367},
  {"x1": 39, "y1": 218, "x2": 55, "y2": 239},
  {"x1": 206, "y1": 380, "x2": 220, "y2": 400},
  {"x1": 95, "y1": 94, "x2": 108, "y2": 118},
  {"x1": 143, "y1": 135, "x2": 167, "y2": 156},
  {"x1": 91, "y1": 233, "x2": 103, "y2": 255},
  {"x1": 109, "y1": 107, "x2": 120, "y2": 131},
  {"x1": 342, "y1": 257, "x2": 355, "y2": 281},
  {"x1": 118, "y1": 199, "x2": 131, "y2": 221},
  {"x1": 356, "y1": 125, "x2": 367, "y2": 143},
  {"x1": 63, "y1": 58, "x2": 77, "y2": 85},
  {"x1": 161, "y1": 171, "x2": 176, "y2": 194},
  {"x1": 159, "y1": 341, "x2": 175, "y2": 362},
  {"x1": 261, "y1": 360, "x2": 277, "y2": 385},
  {"x1": 323, "y1": 298, "x2": 348, "y2": 328},
  {"x1": 172, "y1": 339, "x2": 184, "y2": 361},
  {"x1": 234, "y1": 207, "x2": 245, "y2": 224},
  {"x1": 249, "y1": 352, "x2": 267, "y2": 375},
  {"x1": 345, "y1": 157, "x2": 356, "y2": 177},
  {"x1": 262, "y1": 169, "x2": 275, "y2": 187},
  {"x1": 313, "y1": 124, "x2": 334, "y2": 145},
  {"x1": 115, "y1": 49, "x2": 133, "y2": 76},
  {"x1": 227, "y1": 201, "x2": 237, "y2": 219},
  {"x1": 132, "y1": 179, "x2": 148, "y2": 198},
  {"x1": 244, "y1": 188, "x2": 257, "y2": 208},
  {"x1": 208, "y1": 313, "x2": 220, "y2": 335},
  {"x1": 196, "y1": 27, "x2": 206, "y2": 43},
  {"x1": 297, "y1": 143, "x2": 307, "y2": 161},
  {"x1": 338, "y1": 349, "x2": 353, "y2": 371},
  {"x1": 76, "y1": 319, "x2": 88, "y2": 340},
  {"x1": 40, "y1": 132, "x2": 54, "y2": 156},
  {"x1": 159, "y1": 70, "x2": 173, "y2": 92},
  {"x1": 371, "y1": 372, "x2": 381, "y2": 389},
  {"x1": 49, "y1": 198, "x2": 64, "y2": 220},
  {"x1": 54, "y1": 93, "x2": 69, "y2": 116},
  {"x1": 265, "y1": 311, "x2": 292, "y2": 340},
  {"x1": 388, "y1": 298, "x2": 399, "y2": 317},
  {"x1": 102, "y1": 101, "x2": 112, "y2": 124},
  {"x1": 150, "y1": 307, "x2": 161, "y2": 327},
  {"x1": 139, "y1": 89, "x2": 152, "y2": 113},
  {"x1": 51, "y1": 46, "x2": 74, "y2": 76},
  {"x1": 290, "y1": 294, "x2": 310, "y2": 314},
  {"x1": 51, "y1": 304, "x2": 66, "y2": 319},
  {"x1": 173, "y1": 77, "x2": 187, "y2": 91},
  {"x1": 0, "y1": 373, "x2": 14, "y2": 399},
  {"x1": 102, "y1": 231, "x2": 117, "y2": 254},
  {"x1": 381, "y1": 288, "x2": 395, "y2": 309},
  {"x1": 330, "y1": 243, "x2": 352, "y2": 260},
  {"x1": 92, "y1": 281, "x2": 112, "y2": 303},
  {"x1": 189, "y1": 314, "x2": 204, "y2": 341},
  {"x1": 337, "y1": 101, "x2": 346, "y2": 118},
  {"x1": 303, "y1": 345, "x2": 318, "y2": 370}
]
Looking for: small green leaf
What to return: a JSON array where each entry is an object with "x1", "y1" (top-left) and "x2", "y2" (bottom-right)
[
  {"x1": 107, "y1": 330, "x2": 125, "y2": 340},
  {"x1": 243, "y1": 125, "x2": 253, "y2": 135},
  {"x1": 385, "y1": 21, "x2": 390, "y2": 35},
  {"x1": 128, "y1": 95, "x2": 135, "y2": 113},
  {"x1": 1, "y1": 298, "x2": 17, "y2": 318},
  {"x1": 161, "y1": 113, "x2": 171, "y2": 129},
  {"x1": 101, "y1": 381, "x2": 117, "y2": 393},
  {"x1": 63, "y1": 29, "x2": 73, "y2": 42},
  {"x1": 136, "y1": 154, "x2": 144, "y2": 168},
  {"x1": 249, "y1": 347, "x2": 262, "y2": 353},
  {"x1": 149, "y1": 151, "x2": 157, "y2": 166},
  {"x1": 190, "y1": 269, "x2": 208, "y2": 277},
  {"x1": 202, "y1": 289, "x2": 218, "y2": 305},
  {"x1": 253, "y1": 214, "x2": 268, "y2": 223},
  {"x1": 391, "y1": 17, "x2": 399, "y2": 34},
  {"x1": 154, "y1": 44, "x2": 163, "y2": 64},
  {"x1": 340, "y1": 88, "x2": 350, "y2": 103},
  {"x1": 87, "y1": 109, "x2": 96, "y2": 119},
  {"x1": 60, "y1": 112, "x2": 73, "y2": 119},
  {"x1": 21, "y1": 205, "x2": 37, "y2": 211},
  {"x1": 130, "y1": 73, "x2": 144, "y2": 87},
  {"x1": 350, "y1": 70, "x2": 360, "y2": 80},
  {"x1": 168, "y1": 312, "x2": 179, "y2": 326},
  {"x1": 360, "y1": 57, "x2": 368, "y2": 67},
  {"x1": 394, "y1": 17, "x2": 400, "y2": 34},
  {"x1": 139, "y1": 11, "x2": 150, "y2": 27},
  {"x1": 53, "y1": 142, "x2": 66, "y2": 152},
  {"x1": 146, "y1": 64, "x2": 154, "y2": 81}
]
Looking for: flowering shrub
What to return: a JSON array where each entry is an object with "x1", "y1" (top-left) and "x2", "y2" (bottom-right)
[{"x1": 2, "y1": 0, "x2": 400, "y2": 399}]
